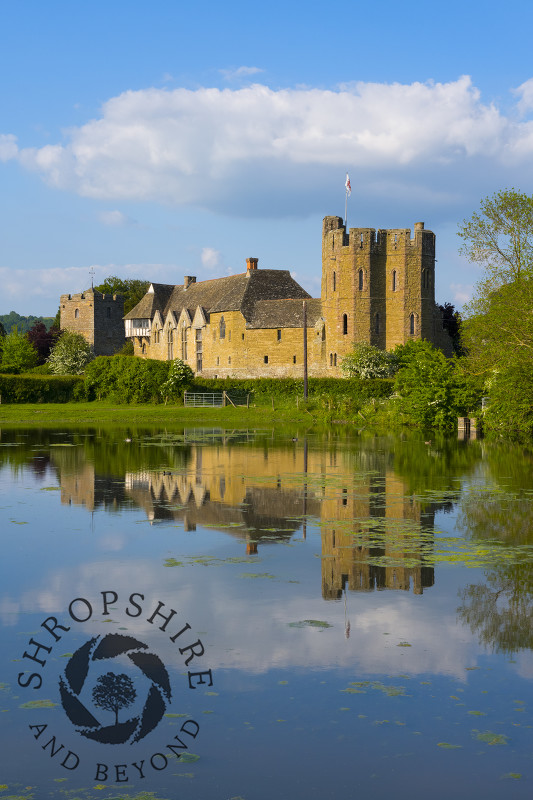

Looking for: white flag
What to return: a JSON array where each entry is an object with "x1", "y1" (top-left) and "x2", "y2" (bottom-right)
[{"x1": 345, "y1": 173, "x2": 351, "y2": 196}]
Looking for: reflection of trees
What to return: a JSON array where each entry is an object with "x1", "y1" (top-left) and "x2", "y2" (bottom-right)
[
  {"x1": 458, "y1": 566, "x2": 533, "y2": 654},
  {"x1": 456, "y1": 442, "x2": 533, "y2": 653}
]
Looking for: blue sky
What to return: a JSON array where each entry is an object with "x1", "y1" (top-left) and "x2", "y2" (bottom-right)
[{"x1": 1, "y1": 0, "x2": 533, "y2": 316}]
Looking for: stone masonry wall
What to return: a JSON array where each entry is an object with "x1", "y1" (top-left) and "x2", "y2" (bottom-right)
[{"x1": 60, "y1": 290, "x2": 125, "y2": 356}]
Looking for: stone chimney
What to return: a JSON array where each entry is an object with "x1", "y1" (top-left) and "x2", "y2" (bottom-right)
[
  {"x1": 184, "y1": 276, "x2": 196, "y2": 289},
  {"x1": 246, "y1": 258, "x2": 258, "y2": 272}
]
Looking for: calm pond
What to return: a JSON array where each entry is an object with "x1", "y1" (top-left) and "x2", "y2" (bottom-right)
[{"x1": 1, "y1": 425, "x2": 533, "y2": 800}]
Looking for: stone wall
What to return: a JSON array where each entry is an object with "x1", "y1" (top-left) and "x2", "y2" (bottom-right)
[{"x1": 60, "y1": 290, "x2": 125, "y2": 356}]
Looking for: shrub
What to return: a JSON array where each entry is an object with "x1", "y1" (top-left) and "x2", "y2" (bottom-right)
[
  {"x1": 84, "y1": 355, "x2": 171, "y2": 403},
  {"x1": 340, "y1": 343, "x2": 398, "y2": 379},
  {"x1": 1, "y1": 328, "x2": 38, "y2": 372},
  {"x1": 0, "y1": 374, "x2": 84, "y2": 403},
  {"x1": 393, "y1": 340, "x2": 483, "y2": 429},
  {"x1": 161, "y1": 359, "x2": 194, "y2": 402},
  {"x1": 483, "y1": 365, "x2": 533, "y2": 436},
  {"x1": 48, "y1": 331, "x2": 94, "y2": 374}
]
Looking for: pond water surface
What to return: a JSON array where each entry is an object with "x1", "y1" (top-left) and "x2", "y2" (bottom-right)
[{"x1": 1, "y1": 425, "x2": 533, "y2": 800}]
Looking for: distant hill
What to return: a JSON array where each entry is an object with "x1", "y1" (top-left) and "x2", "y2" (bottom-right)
[{"x1": 0, "y1": 311, "x2": 56, "y2": 335}]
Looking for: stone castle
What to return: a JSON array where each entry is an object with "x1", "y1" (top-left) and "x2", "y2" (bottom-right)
[
  {"x1": 60, "y1": 288, "x2": 125, "y2": 355},
  {"x1": 61, "y1": 215, "x2": 452, "y2": 375}
]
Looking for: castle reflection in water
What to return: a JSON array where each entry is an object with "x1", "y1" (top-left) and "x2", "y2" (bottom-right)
[{"x1": 58, "y1": 432, "x2": 437, "y2": 599}]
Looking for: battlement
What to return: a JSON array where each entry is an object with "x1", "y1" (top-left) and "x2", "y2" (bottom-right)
[
  {"x1": 322, "y1": 216, "x2": 434, "y2": 253},
  {"x1": 60, "y1": 290, "x2": 123, "y2": 303},
  {"x1": 60, "y1": 289, "x2": 125, "y2": 356}
]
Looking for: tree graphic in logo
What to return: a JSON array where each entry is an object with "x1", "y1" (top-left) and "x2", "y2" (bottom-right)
[
  {"x1": 59, "y1": 633, "x2": 171, "y2": 744},
  {"x1": 92, "y1": 672, "x2": 136, "y2": 726}
]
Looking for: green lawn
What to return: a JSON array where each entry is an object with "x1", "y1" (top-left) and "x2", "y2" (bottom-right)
[{"x1": 0, "y1": 400, "x2": 316, "y2": 427}]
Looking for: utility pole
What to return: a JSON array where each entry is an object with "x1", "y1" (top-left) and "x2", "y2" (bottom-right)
[{"x1": 303, "y1": 300, "x2": 308, "y2": 401}]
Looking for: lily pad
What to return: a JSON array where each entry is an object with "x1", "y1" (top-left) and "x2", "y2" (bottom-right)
[{"x1": 288, "y1": 620, "x2": 332, "y2": 629}]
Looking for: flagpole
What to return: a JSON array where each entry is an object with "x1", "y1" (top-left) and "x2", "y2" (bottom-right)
[
  {"x1": 344, "y1": 172, "x2": 351, "y2": 228},
  {"x1": 345, "y1": 190, "x2": 348, "y2": 228}
]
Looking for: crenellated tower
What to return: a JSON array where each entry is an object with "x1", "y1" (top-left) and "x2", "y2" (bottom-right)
[
  {"x1": 321, "y1": 216, "x2": 438, "y2": 370},
  {"x1": 60, "y1": 289, "x2": 125, "y2": 356}
]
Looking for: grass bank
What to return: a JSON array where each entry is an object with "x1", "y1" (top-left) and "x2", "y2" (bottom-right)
[{"x1": 0, "y1": 396, "x2": 396, "y2": 429}]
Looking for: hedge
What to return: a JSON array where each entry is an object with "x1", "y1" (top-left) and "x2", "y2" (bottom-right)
[
  {"x1": 0, "y1": 374, "x2": 85, "y2": 403},
  {"x1": 190, "y1": 376, "x2": 394, "y2": 400},
  {"x1": 84, "y1": 355, "x2": 171, "y2": 403}
]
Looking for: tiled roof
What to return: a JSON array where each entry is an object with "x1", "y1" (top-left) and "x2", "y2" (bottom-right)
[
  {"x1": 247, "y1": 298, "x2": 322, "y2": 328},
  {"x1": 124, "y1": 283, "x2": 175, "y2": 320},
  {"x1": 125, "y1": 270, "x2": 313, "y2": 323}
]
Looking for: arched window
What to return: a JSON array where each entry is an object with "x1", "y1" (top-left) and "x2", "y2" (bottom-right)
[
  {"x1": 106, "y1": 307, "x2": 111, "y2": 318},
  {"x1": 343, "y1": 314, "x2": 348, "y2": 335},
  {"x1": 392, "y1": 270, "x2": 397, "y2": 291},
  {"x1": 219, "y1": 316, "x2": 226, "y2": 339},
  {"x1": 329, "y1": 353, "x2": 333, "y2": 366},
  {"x1": 334, "y1": 353, "x2": 337, "y2": 367},
  {"x1": 74, "y1": 308, "x2": 79, "y2": 319},
  {"x1": 410, "y1": 313, "x2": 415, "y2": 335},
  {"x1": 375, "y1": 313, "x2": 380, "y2": 334},
  {"x1": 358, "y1": 269, "x2": 363, "y2": 290},
  {"x1": 333, "y1": 271, "x2": 336, "y2": 292},
  {"x1": 168, "y1": 327, "x2": 174, "y2": 360}
]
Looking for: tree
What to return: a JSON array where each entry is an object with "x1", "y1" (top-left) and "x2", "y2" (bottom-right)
[
  {"x1": 27, "y1": 321, "x2": 59, "y2": 365},
  {"x1": 462, "y1": 278, "x2": 533, "y2": 374},
  {"x1": 1, "y1": 328, "x2": 38, "y2": 371},
  {"x1": 438, "y1": 302, "x2": 463, "y2": 356},
  {"x1": 458, "y1": 190, "x2": 533, "y2": 434},
  {"x1": 393, "y1": 340, "x2": 482, "y2": 429},
  {"x1": 94, "y1": 277, "x2": 149, "y2": 315},
  {"x1": 47, "y1": 331, "x2": 94, "y2": 374},
  {"x1": 340, "y1": 342, "x2": 398, "y2": 379},
  {"x1": 160, "y1": 358, "x2": 194, "y2": 402},
  {"x1": 457, "y1": 188, "x2": 533, "y2": 289},
  {"x1": 92, "y1": 672, "x2": 136, "y2": 726}
]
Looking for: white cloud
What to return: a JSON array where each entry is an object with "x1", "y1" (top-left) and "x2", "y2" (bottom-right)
[
  {"x1": 450, "y1": 283, "x2": 474, "y2": 305},
  {"x1": 201, "y1": 246, "x2": 222, "y2": 269},
  {"x1": 5, "y1": 76, "x2": 533, "y2": 216},
  {"x1": 0, "y1": 133, "x2": 18, "y2": 161},
  {"x1": 0, "y1": 263, "x2": 175, "y2": 314},
  {"x1": 220, "y1": 65, "x2": 265, "y2": 81},
  {"x1": 98, "y1": 209, "x2": 136, "y2": 227},
  {"x1": 512, "y1": 77, "x2": 533, "y2": 116}
]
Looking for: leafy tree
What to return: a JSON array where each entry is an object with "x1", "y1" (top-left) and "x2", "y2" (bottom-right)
[
  {"x1": 27, "y1": 321, "x2": 60, "y2": 365},
  {"x1": 161, "y1": 358, "x2": 194, "y2": 402},
  {"x1": 94, "y1": 277, "x2": 149, "y2": 315},
  {"x1": 438, "y1": 302, "x2": 463, "y2": 356},
  {"x1": 92, "y1": 672, "x2": 136, "y2": 725},
  {"x1": 340, "y1": 342, "x2": 398, "y2": 379},
  {"x1": 1, "y1": 328, "x2": 38, "y2": 371},
  {"x1": 48, "y1": 331, "x2": 94, "y2": 374},
  {"x1": 458, "y1": 190, "x2": 533, "y2": 433},
  {"x1": 0, "y1": 311, "x2": 54, "y2": 335},
  {"x1": 457, "y1": 188, "x2": 533, "y2": 287},
  {"x1": 462, "y1": 277, "x2": 533, "y2": 375},
  {"x1": 393, "y1": 340, "x2": 482, "y2": 429}
]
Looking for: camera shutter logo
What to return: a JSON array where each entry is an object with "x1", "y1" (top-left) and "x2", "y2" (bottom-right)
[{"x1": 59, "y1": 633, "x2": 171, "y2": 745}]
